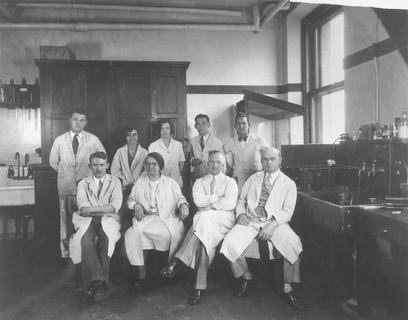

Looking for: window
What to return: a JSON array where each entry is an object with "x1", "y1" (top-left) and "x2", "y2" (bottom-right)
[{"x1": 302, "y1": 6, "x2": 344, "y2": 143}]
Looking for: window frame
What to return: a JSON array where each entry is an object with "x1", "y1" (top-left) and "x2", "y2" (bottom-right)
[{"x1": 302, "y1": 5, "x2": 344, "y2": 143}]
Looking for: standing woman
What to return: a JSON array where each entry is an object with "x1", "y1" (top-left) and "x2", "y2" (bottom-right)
[
  {"x1": 148, "y1": 120, "x2": 185, "y2": 188},
  {"x1": 111, "y1": 127, "x2": 148, "y2": 228}
]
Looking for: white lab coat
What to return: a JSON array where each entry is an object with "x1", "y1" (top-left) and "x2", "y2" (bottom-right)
[
  {"x1": 223, "y1": 134, "x2": 268, "y2": 192},
  {"x1": 111, "y1": 144, "x2": 148, "y2": 187},
  {"x1": 49, "y1": 131, "x2": 105, "y2": 195},
  {"x1": 148, "y1": 138, "x2": 185, "y2": 187},
  {"x1": 190, "y1": 173, "x2": 238, "y2": 265},
  {"x1": 190, "y1": 133, "x2": 224, "y2": 178},
  {"x1": 220, "y1": 170, "x2": 302, "y2": 264},
  {"x1": 69, "y1": 174, "x2": 122, "y2": 264},
  {"x1": 125, "y1": 175, "x2": 188, "y2": 266}
]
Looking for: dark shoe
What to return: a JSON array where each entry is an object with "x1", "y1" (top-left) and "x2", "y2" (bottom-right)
[
  {"x1": 188, "y1": 289, "x2": 203, "y2": 305},
  {"x1": 233, "y1": 278, "x2": 250, "y2": 297},
  {"x1": 160, "y1": 258, "x2": 179, "y2": 278},
  {"x1": 281, "y1": 291, "x2": 305, "y2": 311},
  {"x1": 127, "y1": 279, "x2": 145, "y2": 295},
  {"x1": 89, "y1": 280, "x2": 108, "y2": 303}
]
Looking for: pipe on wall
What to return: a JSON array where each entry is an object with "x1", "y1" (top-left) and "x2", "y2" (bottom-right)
[
  {"x1": 16, "y1": 2, "x2": 243, "y2": 17},
  {"x1": 0, "y1": 22, "x2": 259, "y2": 32}
]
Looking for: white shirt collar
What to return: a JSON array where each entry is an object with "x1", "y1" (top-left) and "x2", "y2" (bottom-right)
[
  {"x1": 200, "y1": 133, "x2": 210, "y2": 143},
  {"x1": 70, "y1": 130, "x2": 84, "y2": 140},
  {"x1": 209, "y1": 172, "x2": 223, "y2": 182},
  {"x1": 265, "y1": 169, "x2": 280, "y2": 181},
  {"x1": 93, "y1": 175, "x2": 105, "y2": 185}
]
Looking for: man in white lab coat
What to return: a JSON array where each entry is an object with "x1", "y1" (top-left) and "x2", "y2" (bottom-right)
[
  {"x1": 49, "y1": 109, "x2": 105, "y2": 258},
  {"x1": 69, "y1": 151, "x2": 122, "y2": 303},
  {"x1": 160, "y1": 150, "x2": 238, "y2": 305},
  {"x1": 220, "y1": 147, "x2": 305, "y2": 310},
  {"x1": 190, "y1": 114, "x2": 224, "y2": 181},
  {"x1": 223, "y1": 112, "x2": 268, "y2": 193}
]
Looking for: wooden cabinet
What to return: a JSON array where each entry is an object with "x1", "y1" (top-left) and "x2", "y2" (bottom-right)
[
  {"x1": 36, "y1": 60, "x2": 189, "y2": 159},
  {"x1": 34, "y1": 60, "x2": 189, "y2": 243}
]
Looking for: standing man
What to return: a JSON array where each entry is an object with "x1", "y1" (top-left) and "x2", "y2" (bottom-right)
[
  {"x1": 69, "y1": 152, "x2": 122, "y2": 302},
  {"x1": 224, "y1": 112, "x2": 268, "y2": 193},
  {"x1": 190, "y1": 114, "x2": 223, "y2": 181},
  {"x1": 160, "y1": 151, "x2": 238, "y2": 305},
  {"x1": 220, "y1": 147, "x2": 305, "y2": 310},
  {"x1": 49, "y1": 109, "x2": 105, "y2": 258}
]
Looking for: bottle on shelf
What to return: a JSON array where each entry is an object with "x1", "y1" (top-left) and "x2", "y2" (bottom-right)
[{"x1": 398, "y1": 112, "x2": 408, "y2": 141}]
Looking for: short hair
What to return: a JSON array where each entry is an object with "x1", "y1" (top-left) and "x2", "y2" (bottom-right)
[
  {"x1": 89, "y1": 151, "x2": 107, "y2": 162},
  {"x1": 159, "y1": 119, "x2": 174, "y2": 134},
  {"x1": 260, "y1": 146, "x2": 281, "y2": 158},
  {"x1": 69, "y1": 109, "x2": 87, "y2": 119},
  {"x1": 195, "y1": 114, "x2": 210, "y2": 123},
  {"x1": 125, "y1": 127, "x2": 139, "y2": 136},
  {"x1": 234, "y1": 112, "x2": 249, "y2": 124},
  {"x1": 145, "y1": 152, "x2": 165, "y2": 170},
  {"x1": 208, "y1": 150, "x2": 225, "y2": 163}
]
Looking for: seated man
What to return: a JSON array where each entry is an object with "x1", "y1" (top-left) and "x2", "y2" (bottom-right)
[
  {"x1": 161, "y1": 150, "x2": 238, "y2": 305},
  {"x1": 124, "y1": 152, "x2": 189, "y2": 293},
  {"x1": 69, "y1": 151, "x2": 122, "y2": 303},
  {"x1": 220, "y1": 147, "x2": 305, "y2": 310}
]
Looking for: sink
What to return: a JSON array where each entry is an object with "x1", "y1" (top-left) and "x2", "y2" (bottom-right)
[{"x1": 0, "y1": 186, "x2": 35, "y2": 206}]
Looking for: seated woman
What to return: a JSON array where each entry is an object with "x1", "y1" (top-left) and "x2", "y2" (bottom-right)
[
  {"x1": 124, "y1": 152, "x2": 189, "y2": 293},
  {"x1": 111, "y1": 127, "x2": 148, "y2": 229}
]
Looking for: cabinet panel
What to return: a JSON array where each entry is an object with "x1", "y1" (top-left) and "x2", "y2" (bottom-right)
[
  {"x1": 84, "y1": 66, "x2": 111, "y2": 118},
  {"x1": 50, "y1": 67, "x2": 84, "y2": 115},
  {"x1": 115, "y1": 69, "x2": 149, "y2": 117},
  {"x1": 156, "y1": 76, "x2": 178, "y2": 114}
]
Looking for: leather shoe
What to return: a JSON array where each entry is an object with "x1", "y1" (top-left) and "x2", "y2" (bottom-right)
[
  {"x1": 127, "y1": 279, "x2": 145, "y2": 295},
  {"x1": 188, "y1": 289, "x2": 203, "y2": 305},
  {"x1": 233, "y1": 278, "x2": 250, "y2": 297},
  {"x1": 281, "y1": 291, "x2": 305, "y2": 311},
  {"x1": 89, "y1": 280, "x2": 108, "y2": 303},
  {"x1": 160, "y1": 258, "x2": 179, "y2": 278}
]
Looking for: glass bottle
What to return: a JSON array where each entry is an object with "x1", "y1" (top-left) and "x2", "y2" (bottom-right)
[{"x1": 398, "y1": 112, "x2": 408, "y2": 140}]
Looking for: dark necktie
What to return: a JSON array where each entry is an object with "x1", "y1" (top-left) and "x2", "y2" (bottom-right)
[
  {"x1": 238, "y1": 136, "x2": 248, "y2": 142},
  {"x1": 200, "y1": 135, "x2": 205, "y2": 150},
  {"x1": 97, "y1": 180, "x2": 103, "y2": 197},
  {"x1": 72, "y1": 134, "x2": 79, "y2": 155}
]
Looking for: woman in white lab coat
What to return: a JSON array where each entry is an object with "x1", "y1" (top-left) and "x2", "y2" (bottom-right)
[
  {"x1": 124, "y1": 152, "x2": 189, "y2": 292},
  {"x1": 148, "y1": 120, "x2": 185, "y2": 188},
  {"x1": 111, "y1": 127, "x2": 148, "y2": 228}
]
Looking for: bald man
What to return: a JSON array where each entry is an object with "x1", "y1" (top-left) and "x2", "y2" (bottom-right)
[
  {"x1": 161, "y1": 150, "x2": 238, "y2": 305},
  {"x1": 220, "y1": 147, "x2": 305, "y2": 310}
]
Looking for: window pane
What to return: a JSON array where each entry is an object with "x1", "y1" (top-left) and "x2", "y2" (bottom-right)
[
  {"x1": 321, "y1": 90, "x2": 344, "y2": 143},
  {"x1": 320, "y1": 12, "x2": 344, "y2": 86},
  {"x1": 290, "y1": 115, "x2": 304, "y2": 144}
]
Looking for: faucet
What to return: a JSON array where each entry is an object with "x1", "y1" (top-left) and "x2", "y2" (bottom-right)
[
  {"x1": 15, "y1": 152, "x2": 20, "y2": 178},
  {"x1": 368, "y1": 159, "x2": 377, "y2": 177},
  {"x1": 24, "y1": 154, "x2": 29, "y2": 166},
  {"x1": 357, "y1": 160, "x2": 367, "y2": 204}
]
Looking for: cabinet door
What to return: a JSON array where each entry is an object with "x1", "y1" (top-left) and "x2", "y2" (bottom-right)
[
  {"x1": 40, "y1": 64, "x2": 85, "y2": 159},
  {"x1": 151, "y1": 67, "x2": 187, "y2": 141},
  {"x1": 113, "y1": 66, "x2": 151, "y2": 150},
  {"x1": 83, "y1": 64, "x2": 112, "y2": 157}
]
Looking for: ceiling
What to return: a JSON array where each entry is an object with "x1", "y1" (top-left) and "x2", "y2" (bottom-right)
[{"x1": 0, "y1": 0, "x2": 294, "y2": 31}]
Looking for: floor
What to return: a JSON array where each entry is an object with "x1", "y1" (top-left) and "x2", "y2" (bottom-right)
[{"x1": 0, "y1": 239, "x2": 405, "y2": 320}]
